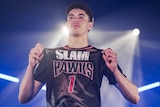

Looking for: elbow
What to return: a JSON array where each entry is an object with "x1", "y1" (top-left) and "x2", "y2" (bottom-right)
[
  {"x1": 18, "y1": 93, "x2": 32, "y2": 104},
  {"x1": 127, "y1": 85, "x2": 140, "y2": 104},
  {"x1": 18, "y1": 94, "x2": 27, "y2": 104},
  {"x1": 132, "y1": 94, "x2": 140, "y2": 104},
  {"x1": 18, "y1": 95, "x2": 26, "y2": 104},
  {"x1": 127, "y1": 93, "x2": 140, "y2": 104},
  {"x1": 132, "y1": 87, "x2": 140, "y2": 104}
]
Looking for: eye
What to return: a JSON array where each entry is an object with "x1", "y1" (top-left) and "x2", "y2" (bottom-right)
[
  {"x1": 68, "y1": 16, "x2": 73, "y2": 20},
  {"x1": 78, "y1": 15, "x2": 84, "y2": 20}
]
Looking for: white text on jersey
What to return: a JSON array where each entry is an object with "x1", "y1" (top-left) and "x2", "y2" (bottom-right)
[{"x1": 55, "y1": 50, "x2": 90, "y2": 61}]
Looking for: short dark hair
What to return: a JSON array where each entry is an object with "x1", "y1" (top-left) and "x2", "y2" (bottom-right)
[{"x1": 66, "y1": 1, "x2": 94, "y2": 22}]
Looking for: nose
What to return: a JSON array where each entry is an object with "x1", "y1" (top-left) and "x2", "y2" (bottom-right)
[{"x1": 72, "y1": 16, "x2": 79, "y2": 21}]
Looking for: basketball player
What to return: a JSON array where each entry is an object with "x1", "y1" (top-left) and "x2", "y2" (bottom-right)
[{"x1": 18, "y1": 1, "x2": 140, "y2": 107}]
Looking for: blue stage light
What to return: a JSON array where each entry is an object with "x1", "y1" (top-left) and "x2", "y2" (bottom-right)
[
  {"x1": 138, "y1": 82, "x2": 160, "y2": 92},
  {"x1": 0, "y1": 73, "x2": 19, "y2": 83}
]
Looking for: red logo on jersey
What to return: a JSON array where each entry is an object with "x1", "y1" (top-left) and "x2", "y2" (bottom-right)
[{"x1": 53, "y1": 60, "x2": 94, "y2": 80}]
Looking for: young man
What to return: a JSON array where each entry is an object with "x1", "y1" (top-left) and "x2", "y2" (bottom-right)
[{"x1": 18, "y1": 2, "x2": 140, "y2": 107}]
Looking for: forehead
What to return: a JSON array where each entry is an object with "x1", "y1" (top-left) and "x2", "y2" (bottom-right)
[{"x1": 68, "y1": 8, "x2": 87, "y2": 16}]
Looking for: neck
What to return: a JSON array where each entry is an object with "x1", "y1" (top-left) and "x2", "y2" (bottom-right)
[{"x1": 68, "y1": 34, "x2": 89, "y2": 48}]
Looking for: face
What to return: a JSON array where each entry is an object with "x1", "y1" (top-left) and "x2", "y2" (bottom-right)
[{"x1": 66, "y1": 9, "x2": 93, "y2": 36}]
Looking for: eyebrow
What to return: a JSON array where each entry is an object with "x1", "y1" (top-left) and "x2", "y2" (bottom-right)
[{"x1": 67, "y1": 13, "x2": 85, "y2": 17}]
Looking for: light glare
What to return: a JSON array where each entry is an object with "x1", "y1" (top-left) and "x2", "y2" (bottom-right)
[
  {"x1": 62, "y1": 26, "x2": 69, "y2": 34},
  {"x1": 42, "y1": 85, "x2": 46, "y2": 90}
]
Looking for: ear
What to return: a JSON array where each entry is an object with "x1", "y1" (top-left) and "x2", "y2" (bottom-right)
[{"x1": 88, "y1": 18, "x2": 94, "y2": 31}]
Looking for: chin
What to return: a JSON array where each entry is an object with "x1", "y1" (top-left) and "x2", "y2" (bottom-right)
[
  {"x1": 69, "y1": 31, "x2": 80, "y2": 36},
  {"x1": 71, "y1": 33, "x2": 80, "y2": 37}
]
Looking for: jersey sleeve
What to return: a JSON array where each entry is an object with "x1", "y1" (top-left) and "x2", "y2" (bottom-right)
[
  {"x1": 103, "y1": 65, "x2": 117, "y2": 85},
  {"x1": 103, "y1": 61, "x2": 126, "y2": 85}
]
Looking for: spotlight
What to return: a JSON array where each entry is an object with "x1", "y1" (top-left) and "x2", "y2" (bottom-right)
[{"x1": 132, "y1": 28, "x2": 140, "y2": 36}]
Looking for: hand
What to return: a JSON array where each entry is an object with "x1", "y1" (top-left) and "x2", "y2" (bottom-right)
[
  {"x1": 28, "y1": 43, "x2": 44, "y2": 68},
  {"x1": 102, "y1": 48, "x2": 118, "y2": 73}
]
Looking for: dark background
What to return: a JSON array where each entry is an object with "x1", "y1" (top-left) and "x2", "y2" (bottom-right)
[{"x1": 0, "y1": 0, "x2": 160, "y2": 107}]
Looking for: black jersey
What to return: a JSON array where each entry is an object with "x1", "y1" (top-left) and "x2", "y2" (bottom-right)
[{"x1": 33, "y1": 45, "x2": 124, "y2": 107}]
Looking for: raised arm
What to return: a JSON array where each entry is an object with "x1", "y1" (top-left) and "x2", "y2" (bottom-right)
[
  {"x1": 102, "y1": 48, "x2": 140, "y2": 104},
  {"x1": 18, "y1": 43, "x2": 44, "y2": 103}
]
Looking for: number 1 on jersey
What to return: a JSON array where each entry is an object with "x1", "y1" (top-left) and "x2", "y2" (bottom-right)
[{"x1": 68, "y1": 75, "x2": 76, "y2": 93}]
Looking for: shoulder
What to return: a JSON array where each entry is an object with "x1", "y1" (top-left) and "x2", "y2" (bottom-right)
[{"x1": 88, "y1": 46, "x2": 103, "y2": 54}]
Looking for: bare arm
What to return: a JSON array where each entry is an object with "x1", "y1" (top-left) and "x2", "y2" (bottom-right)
[
  {"x1": 102, "y1": 48, "x2": 140, "y2": 104},
  {"x1": 18, "y1": 43, "x2": 44, "y2": 103},
  {"x1": 113, "y1": 69, "x2": 140, "y2": 104}
]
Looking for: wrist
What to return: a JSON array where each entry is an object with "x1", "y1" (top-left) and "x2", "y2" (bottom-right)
[
  {"x1": 27, "y1": 65, "x2": 35, "y2": 72},
  {"x1": 113, "y1": 68, "x2": 121, "y2": 75}
]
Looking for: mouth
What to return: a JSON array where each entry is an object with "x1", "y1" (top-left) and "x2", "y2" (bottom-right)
[
  {"x1": 71, "y1": 23, "x2": 80, "y2": 28},
  {"x1": 72, "y1": 25, "x2": 80, "y2": 28}
]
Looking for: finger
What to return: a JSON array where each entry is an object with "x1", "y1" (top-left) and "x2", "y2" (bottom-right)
[
  {"x1": 37, "y1": 47, "x2": 44, "y2": 57},
  {"x1": 101, "y1": 48, "x2": 111, "y2": 56},
  {"x1": 35, "y1": 43, "x2": 43, "y2": 48},
  {"x1": 31, "y1": 46, "x2": 44, "y2": 57},
  {"x1": 29, "y1": 50, "x2": 41, "y2": 62},
  {"x1": 35, "y1": 43, "x2": 44, "y2": 55},
  {"x1": 102, "y1": 53, "x2": 106, "y2": 61},
  {"x1": 30, "y1": 49, "x2": 44, "y2": 61},
  {"x1": 30, "y1": 49, "x2": 40, "y2": 57},
  {"x1": 102, "y1": 52, "x2": 111, "y2": 63},
  {"x1": 102, "y1": 48, "x2": 116, "y2": 54},
  {"x1": 39, "y1": 53, "x2": 44, "y2": 61},
  {"x1": 102, "y1": 49, "x2": 110, "y2": 61},
  {"x1": 103, "y1": 50, "x2": 112, "y2": 59},
  {"x1": 35, "y1": 43, "x2": 44, "y2": 51},
  {"x1": 30, "y1": 54, "x2": 40, "y2": 60},
  {"x1": 104, "y1": 49, "x2": 117, "y2": 58},
  {"x1": 107, "y1": 48, "x2": 117, "y2": 56},
  {"x1": 103, "y1": 51, "x2": 118, "y2": 64}
]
